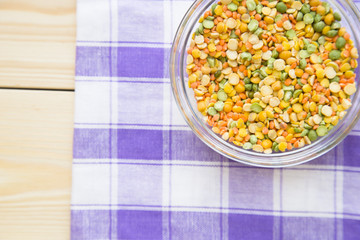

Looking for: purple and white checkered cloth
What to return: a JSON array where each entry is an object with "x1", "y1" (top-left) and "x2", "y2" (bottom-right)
[{"x1": 71, "y1": 0, "x2": 360, "y2": 239}]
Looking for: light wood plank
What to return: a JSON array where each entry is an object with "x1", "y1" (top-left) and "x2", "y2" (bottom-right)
[
  {"x1": 0, "y1": 0, "x2": 76, "y2": 89},
  {"x1": 0, "y1": 89, "x2": 74, "y2": 240}
]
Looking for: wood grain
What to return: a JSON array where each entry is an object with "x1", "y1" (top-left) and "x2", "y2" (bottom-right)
[
  {"x1": 0, "y1": 89, "x2": 74, "y2": 240},
  {"x1": 0, "y1": 0, "x2": 76, "y2": 89},
  {"x1": 0, "y1": 0, "x2": 76, "y2": 238}
]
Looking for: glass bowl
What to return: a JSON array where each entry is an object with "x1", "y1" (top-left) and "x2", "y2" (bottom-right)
[{"x1": 170, "y1": 0, "x2": 360, "y2": 167}]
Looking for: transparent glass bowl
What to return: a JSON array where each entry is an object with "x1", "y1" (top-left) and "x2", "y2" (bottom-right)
[{"x1": 170, "y1": 0, "x2": 360, "y2": 167}]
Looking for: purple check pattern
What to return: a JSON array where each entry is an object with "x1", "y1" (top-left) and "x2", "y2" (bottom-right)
[{"x1": 71, "y1": 0, "x2": 360, "y2": 239}]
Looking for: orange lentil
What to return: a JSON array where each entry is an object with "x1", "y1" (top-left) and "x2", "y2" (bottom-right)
[
  {"x1": 232, "y1": 12, "x2": 237, "y2": 19},
  {"x1": 344, "y1": 32, "x2": 350, "y2": 40},
  {"x1": 239, "y1": 114, "x2": 248, "y2": 122},
  {"x1": 316, "y1": 85, "x2": 323, "y2": 92},
  {"x1": 233, "y1": 114, "x2": 240, "y2": 121},
  {"x1": 322, "y1": 53, "x2": 328, "y2": 60},
  {"x1": 287, "y1": 143, "x2": 293, "y2": 150},
  {"x1": 325, "y1": 37, "x2": 333, "y2": 42},
  {"x1": 319, "y1": 97, "x2": 326, "y2": 104},
  {"x1": 301, "y1": 97, "x2": 309, "y2": 104},
  {"x1": 239, "y1": 93, "x2": 247, "y2": 99},
  {"x1": 245, "y1": 42, "x2": 253, "y2": 50},
  {"x1": 199, "y1": 59, "x2": 207, "y2": 65},
  {"x1": 324, "y1": 89, "x2": 331, "y2": 97},
  {"x1": 343, "y1": 50, "x2": 350, "y2": 58},
  {"x1": 284, "y1": 79, "x2": 293, "y2": 86},
  {"x1": 302, "y1": 73, "x2": 309, "y2": 79},
  {"x1": 259, "y1": 21, "x2": 265, "y2": 28},
  {"x1": 249, "y1": 10, "x2": 256, "y2": 16},
  {"x1": 262, "y1": 127, "x2": 269, "y2": 135}
]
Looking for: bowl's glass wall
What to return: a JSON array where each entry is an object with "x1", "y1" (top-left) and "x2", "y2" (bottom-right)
[{"x1": 170, "y1": 0, "x2": 360, "y2": 167}]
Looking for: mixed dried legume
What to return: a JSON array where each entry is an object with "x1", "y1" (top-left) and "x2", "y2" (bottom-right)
[{"x1": 186, "y1": 0, "x2": 359, "y2": 153}]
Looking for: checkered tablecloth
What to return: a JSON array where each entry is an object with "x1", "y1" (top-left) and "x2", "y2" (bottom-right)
[{"x1": 71, "y1": 0, "x2": 360, "y2": 239}]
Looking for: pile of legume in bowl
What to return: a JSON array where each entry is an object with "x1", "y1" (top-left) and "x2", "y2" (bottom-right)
[{"x1": 186, "y1": 0, "x2": 359, "y2": 154}]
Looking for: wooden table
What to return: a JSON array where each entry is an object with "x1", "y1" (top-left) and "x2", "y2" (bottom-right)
[{"x1": 0, "y1": 0, "x2": 75, "y2": 239}]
